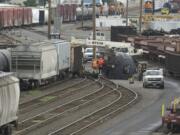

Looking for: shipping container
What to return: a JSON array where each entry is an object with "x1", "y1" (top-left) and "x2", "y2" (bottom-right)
[
  {"x1": 0, "y1": 72, "x2": 20, "y2": 135},
  {"x1": 11, "y1": 42, "x2": 58, "y2": 85}
]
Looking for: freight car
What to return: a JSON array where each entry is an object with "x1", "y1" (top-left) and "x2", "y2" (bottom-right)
[
  {"x1": 10, "y1": 40, "x2": 83, "y2": 89},
  {"x1": 0, "y1": 7, "x2": 32, "y2": 28},
  {"x1": 166, "y1": 52, "x2": 180, "y2": 77},
  {"x1": 0, "y1": 72, "x2": 20, "y2": 135},
  {"x1": 103, "y1": 50, "x2": 136, "y2": 79},
  {"x1": 11, "y1": 40, "x2": 70, "y2": 88}
]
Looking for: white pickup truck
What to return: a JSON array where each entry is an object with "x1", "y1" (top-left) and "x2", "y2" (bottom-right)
[{"x1": 143, "y1": 69, "x2": 164, "y2": 89}]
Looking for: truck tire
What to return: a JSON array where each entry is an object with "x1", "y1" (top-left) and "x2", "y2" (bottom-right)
[
  {"x1": 4, "y1": 125, "x2": 12, "y2": 135},
  {"x1": 143, "y1": 83, "x2": 146, "y2": 88}
]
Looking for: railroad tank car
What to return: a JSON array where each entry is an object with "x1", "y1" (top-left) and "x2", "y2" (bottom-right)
[
  {"x1": 103, "y1": 51, "x2": 136, "y2": 79},
  {"x1": 0, "y1": 72, "x2": 20, "y2": 135},
  {"x1": 0, "y1": 49, "x2": 11, "y2": 72},
  {"x1": 76, "y1": 6, "x2": 100, "y2": 20}
]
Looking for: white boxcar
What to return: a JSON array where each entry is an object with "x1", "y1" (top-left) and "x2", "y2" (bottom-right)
[
  {"x1": 11, "y1": 42, "x2": 58, "y2": 85},
  {"x1": 0, "y1": 72, "x2": 20, "y2": 135},
  {"x1": 47, "y1": 40, "x2": 71, "y2": 73}
]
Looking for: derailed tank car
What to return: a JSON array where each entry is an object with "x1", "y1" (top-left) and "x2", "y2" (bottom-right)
[
  {"x1": 166, "y1": 52, "x2": 180, "y2": 77},
  {"x1": 0, "y1": 72, "x2": 20, "y2": 135},
  {"x1": 103, "y1": 50, "x2": 136, "y2": 79}
]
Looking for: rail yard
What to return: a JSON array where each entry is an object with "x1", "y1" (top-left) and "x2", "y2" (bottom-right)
[{"x1": 0, "y1": 0, "x2": 180, "y2": 135}]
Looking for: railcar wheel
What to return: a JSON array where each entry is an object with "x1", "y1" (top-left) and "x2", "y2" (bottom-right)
[{"x1": 4, "y1": 125, "x2": 12, "y2": 135}]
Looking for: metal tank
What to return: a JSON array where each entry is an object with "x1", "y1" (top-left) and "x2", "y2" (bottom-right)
[
  {"x1": 0, "y1": 72, "x2": 20, "y2": 135},
  {"x1": 103, "y1": 51, "x2": 136, "y2": 79},
  {"x1": 0, "y1": 49, "x2": 11, "y2": 72},
  {"x1": 166, "y1": 52, "x2": 180, "y2": 77}
]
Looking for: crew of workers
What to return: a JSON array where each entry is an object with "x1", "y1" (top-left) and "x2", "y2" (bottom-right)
[{"x1": 92, "y1": 56, "x2": 105, "y2": 75}]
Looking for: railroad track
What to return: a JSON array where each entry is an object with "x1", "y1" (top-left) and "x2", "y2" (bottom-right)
[
  {"x1": 22, "y1": 27, "x2": 47, "y2": 37},
  {"x1": 19, "y1": 78, "x2": 98, "y2": 117},
  {"x1": 48, "y1": 77, "x2": 138, "y2": 135},
  {"x1": 15, "y1": 79, "x2": 105, "y2": 135},
  {"x1": 15, "y1": 77, "x2": 138, "y2": 135},
  {"x1": 20, "y1": 78, "x2": 85, "y2": 104}
]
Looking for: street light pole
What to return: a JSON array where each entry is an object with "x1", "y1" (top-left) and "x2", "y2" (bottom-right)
[
  {"x1": 93, "y1": 0, "x2": 96, "y2": 59},
  {"x1": 139, "y1": 0, "x2": 143, "y2": 33},
  {"x1": 126, "y1": 0, "x2": 129, "y2": 26},
  {"x1": 48, "y1": 0, "x2": 51, "y2": 39}
]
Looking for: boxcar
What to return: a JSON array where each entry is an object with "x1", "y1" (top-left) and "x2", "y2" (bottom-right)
[
  {"x1": 0, "y1": 72, "x2": 20, "y2": 135},
  {"x1": 70, "y1": 45, "x2": 83, "y2": 76}
]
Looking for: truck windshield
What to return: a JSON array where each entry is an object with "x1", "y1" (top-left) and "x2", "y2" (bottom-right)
[{"x1": 146, "y1": 71, "x2": 161, "y2": 76}]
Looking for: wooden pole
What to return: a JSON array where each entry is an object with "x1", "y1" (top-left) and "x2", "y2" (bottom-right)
[
  {"x1": 139, "y1": 0, "x2": 143, "y2": 33},
  {"x1": 93, "y1": 0, "x2": 96, "y2": 59},
  {"x1": 48, "y1": 0, "x2": 51, "y2": 39}
]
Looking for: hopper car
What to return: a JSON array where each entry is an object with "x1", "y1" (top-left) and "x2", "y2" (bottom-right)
[
  {"x1": 0, "y1": 72, "x2": 20, "y2": 135},
  {"x1": 9, "y1": 40, "x2": 83, "y2": 90}
]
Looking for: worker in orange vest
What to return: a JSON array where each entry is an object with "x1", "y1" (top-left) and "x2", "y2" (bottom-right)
[{"x1": 97, "y1": 57, "x2": 105, "y2": 75}]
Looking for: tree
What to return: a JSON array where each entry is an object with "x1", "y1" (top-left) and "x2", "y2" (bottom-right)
[{"x1": 23, "y1": 0, "x2": 37, "y2": 7}]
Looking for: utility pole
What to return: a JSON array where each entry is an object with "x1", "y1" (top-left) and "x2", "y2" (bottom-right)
[
  {"x1": 48, "y1": 0, "x2": 51, "y2": 39},
  {"x1": 93, "y1": 0, "x2": 96, "y2": 59},
  {"x1": 126, "y1": 0, "x2": 129, "y2": 26},
  {"x1": 139, "y1": 0, "x2": 143, "y2": 33},
  {"x1": 81, "y1": 0, "x2": 84, "y2": 28},
  {"x1": 152, "y1": 0, "x2": 155, "y2": 15}
]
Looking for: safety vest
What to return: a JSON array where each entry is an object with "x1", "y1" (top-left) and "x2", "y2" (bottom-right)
[{"x1": 98, "y1": 58, "x2": 105, "y2": 67}]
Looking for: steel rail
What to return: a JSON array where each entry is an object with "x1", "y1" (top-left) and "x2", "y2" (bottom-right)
[
  {"x1": 19, "y1": 77, "x2": 86, "y2": 105},
  {"x1": 19, "y1": 78, "x2": 94, "y2": 114},
  {"x1": 17, "y1": 80, "x2": 103, "y2": 131},
  {"x1": 48, "y1": 78, "x2": 138, "y2": 135},
  {"x1": 16, "y1": 81, "x2": 120, "y2": 135}
]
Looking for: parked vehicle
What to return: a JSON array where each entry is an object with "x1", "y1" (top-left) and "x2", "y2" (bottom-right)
[
  {"x1": 161, "y1": 1, "x2": 180, "y2": 15},
  {"x1": 84, "y1": 47, "x2": 99, "y2": 62},
  {"x1": 0, "y1": 72, "x2": 20, "y2": 135},
  {"x1": 162, "y1": 98, "x2": 180, "y2": 131},
  {"x1": 143, "y1": 68, "x2": 164, "y2": 89}
]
